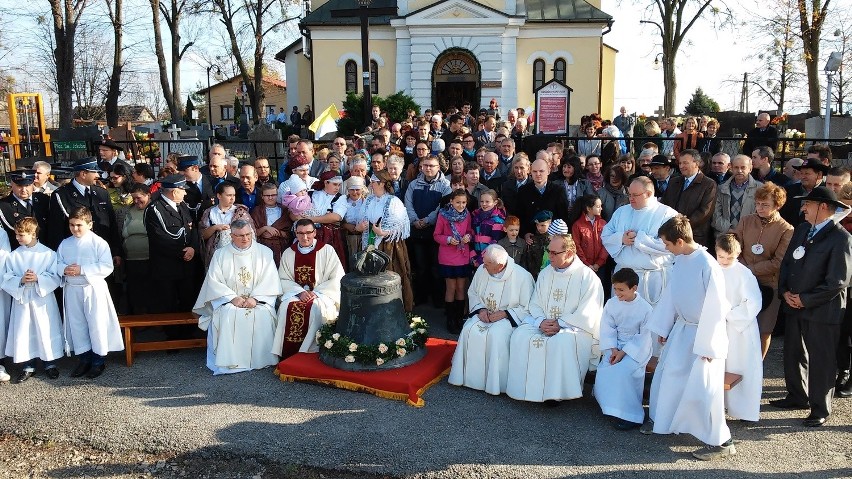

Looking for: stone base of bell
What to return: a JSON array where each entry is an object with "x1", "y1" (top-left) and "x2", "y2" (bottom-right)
[{"x1": 319, "y1": 346, "x2": 427, "y2": 372}]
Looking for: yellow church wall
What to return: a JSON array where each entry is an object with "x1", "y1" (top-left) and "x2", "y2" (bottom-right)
[
  {"x1": 600, "y1": 43, "x2": 617, "y2": 121},
  {"x1": 515, "y1": 36, "x2": 602, "y2": 125},
  {"x1": 310, "y1": 38, "x2": 397, "y2": 109},
  {"x1": 296, "y1": 54, "x2": 313, "y2": 109}
]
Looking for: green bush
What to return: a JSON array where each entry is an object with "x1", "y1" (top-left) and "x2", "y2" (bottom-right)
[{"x1": 338, "y1": 91, "x2": 420, "y2": 136}]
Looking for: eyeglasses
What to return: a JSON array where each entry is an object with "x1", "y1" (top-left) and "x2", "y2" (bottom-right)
[
  {"x1": 295, "y1": 230, "x2": 316, "y2": 236},
  {"x1": 547, "y1": 249, "x2": 567, "y2": 255},
  {"x1": 334, "y1": 142, "x2": 346, "y2": 146}
]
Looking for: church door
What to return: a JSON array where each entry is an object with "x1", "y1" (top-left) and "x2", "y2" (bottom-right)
[{"x1": 432, "y1": 50, "x2": 481, "y2": 113}]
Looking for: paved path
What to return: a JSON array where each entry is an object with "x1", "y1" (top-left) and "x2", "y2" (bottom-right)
[{"x1": 1, "y1": 305, "x2": 850, "y2": 478}]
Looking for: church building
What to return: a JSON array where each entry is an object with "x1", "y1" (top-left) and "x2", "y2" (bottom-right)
[{"x1": 276, "y1": 0, "x2": 616, "y2": 125}]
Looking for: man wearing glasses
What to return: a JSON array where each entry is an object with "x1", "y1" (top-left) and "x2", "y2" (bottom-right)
[
  {"x1": 601, "y1": 176, "x2": 677, "y2": 307},
  {"x1": 404, "y1": 156, "x2": 452, "y2": 306},
  {"x1": 507, "y1": 233, "x2": 604, "y2": 404},
  {"x1": 274, "y1": 218, "x2": 345, "y2": 359}
]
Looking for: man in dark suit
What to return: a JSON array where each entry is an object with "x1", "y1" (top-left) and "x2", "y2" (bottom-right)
[
  {"x1": 479, "y1": 152, "x2": 505, "y2": 193},
  {"x1": 742, "y1": 112, "x2": 778, "y2": 154},
  {"x1": 474, "y1": 115, "x2": 497, "y2": 150},
  {"x1": 0, "y1": 170, "x2": 50, "y2": 248},
  {"x1": 661, "y1": 149, "x2": 717, "y2": 247},
  {"x1": 516, "y1": 158, "x2": 570, "y2": 240},
  {"x1": 772, "y1": 186, "x2": 852, "y2": 427},
  {"x1": 179, "y1": 155, "x2": 216, "y2": 223},
  {"x1": 47, "y1": 157, "x2": 121, "y2": 258},
  {"x1": 144, "y1": 174, "x2": 201, "y2": 313},
  {"x1": 500, "y1": 154, "x2": 530, "y2": 217},
  {"x1": 96, "y1": 138, "x2": 132, "y2": 181}
]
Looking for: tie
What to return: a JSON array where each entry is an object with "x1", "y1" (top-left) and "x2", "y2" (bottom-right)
[
  {"x1": 658, "y1": 180, "x2": 668, "y2": 193},
  {"x1": 683, "y1": 178, "x2": 691, "y2": 190},
  {"x1": 807, "y1": 225, "x2": 817, "y2": 241}
]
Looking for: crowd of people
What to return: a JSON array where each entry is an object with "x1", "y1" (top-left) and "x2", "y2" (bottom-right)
[{"x1": 0, "y1": 105, "x2": 850, "y2": 463}]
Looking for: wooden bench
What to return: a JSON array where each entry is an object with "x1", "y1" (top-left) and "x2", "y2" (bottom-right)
[
  {"x1": 645, "y1": 357, "x2": 742, "y2": 390},
  {"x1": 118, "y1": 312, "x2": 207, "y2": 366}
]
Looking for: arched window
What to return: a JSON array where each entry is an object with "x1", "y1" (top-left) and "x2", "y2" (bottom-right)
[
  {"x1": 345, "y1": 60, "x2": 358, "y2": 93},
  {"x1": 533, "y1": 59, "x2": 545, "y2": 91},
  {"x1": 370, "y1": 59, "x2": 378, "y2": 95},
  {"x1": 553, "y1": 58, "x2": 566, "y2": 83},
  {"x1": 554, "y1": 58, "x2": 567, "y2": 83}
]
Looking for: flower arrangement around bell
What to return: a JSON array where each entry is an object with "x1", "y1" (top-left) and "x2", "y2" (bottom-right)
[{"x1": 317, "y1": 314, "x2": 428, "y2": 365}]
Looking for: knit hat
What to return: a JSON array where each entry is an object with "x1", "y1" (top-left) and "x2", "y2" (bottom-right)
[
  {"x1": 289, "y1": 153, "x2": 310, "y2": 170},
  {"x1": 314, "y1": 170, "x2": 343, "y2": 191},
  {"x1": 532, "y1": 210, "x2": 554, "y2": 224},
  {"x1": 284, "y1": 175, "x2": 307, "y2": 194},
  {"x1": 547, "y1": 219, "x2": 569, "y2": 236}
]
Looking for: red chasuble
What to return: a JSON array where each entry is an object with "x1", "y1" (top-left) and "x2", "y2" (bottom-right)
[{"x1": 281, "y1": 242, "x2": 324, "y2": 359}]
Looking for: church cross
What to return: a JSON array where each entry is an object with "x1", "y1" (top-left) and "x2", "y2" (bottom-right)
[
  {"x1": 167, "y1": 123, "x2": 181, "y2": 140},
  {"x1": 552, "y1": 289, "x2": 565, "y2": 303},
  {"x1": 654, "y1": 105, "x2": 665, "y2": 119},
  {"x1": 532, "y1": 336, "x2": 545, "y2": 349},
  {"x1": 549, "y1": 306, "x2": 562, "y2": 320}
]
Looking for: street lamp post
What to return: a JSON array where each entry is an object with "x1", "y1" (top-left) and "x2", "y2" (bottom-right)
[
  {"x1": 206, "y1": 65, "x2": 223, "y2": 129},
  {"x1": 824, "y1": 52, "x2": 842, "y2": 142}
]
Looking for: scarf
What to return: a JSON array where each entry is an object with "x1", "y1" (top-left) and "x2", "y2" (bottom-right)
[
  {"x1": 439, "y1": 205, "x2": 468, "y2": 250},
  {"x1": 587, "y1": 172, "x2": 604, "y2": 190}
]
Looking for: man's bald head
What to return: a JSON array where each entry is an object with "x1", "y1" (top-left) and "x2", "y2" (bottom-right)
[{"x1": 530, "y1": 159, "x2": 550, "y2": 187}]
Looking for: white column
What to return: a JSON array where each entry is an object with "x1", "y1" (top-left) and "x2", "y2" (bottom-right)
[
  {"x1": 395, "y1": 28, "x2": 412, "y2": 95},
  {"x1": 501, "y1": 27, "x2": 519, "y2": 110}
]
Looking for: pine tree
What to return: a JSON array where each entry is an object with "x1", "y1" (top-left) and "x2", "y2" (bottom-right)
[{"x1": 684, "y1": 88, "x2": 720, "y2": 115}]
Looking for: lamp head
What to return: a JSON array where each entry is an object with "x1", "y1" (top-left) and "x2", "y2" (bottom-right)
[{"x1": 825, "y1": 51, "x2": 842, "y2": 73}]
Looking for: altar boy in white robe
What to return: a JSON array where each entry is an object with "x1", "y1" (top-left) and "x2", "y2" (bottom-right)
[
  {"x1": 449, "y1": 244, "x2": 534, "y2": 395},
  {"x1": 3, "y1": 217, "x2": 63, "y2": 383},
  {"x1": 592, "y1": 267, "x2": 653, "y2": 429},
  {"x1": 507, "y1": 233, "x2": 604, "y2": 403},
  {"x1": 57, "y1": 207, "x2": 124, "y2": 380},
  {"x1": 194, "y1": 220, "x2": 282, "y2": 375},
  {"x1": 0, "y1": 223, "x2": 14, "y2": 383},
  {"x1": 643, "y1": 215, "x2": 734, "y2": 461},
  {"x1": 715, "y1": 233, "x2": 763, "y2": 422},
  {"x1": 273, "y1": 218, "x2": 345, "y2": 358}
]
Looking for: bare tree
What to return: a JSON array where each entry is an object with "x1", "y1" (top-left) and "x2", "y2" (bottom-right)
[
  {"x1": 740, "y1": 0, "x2": 805, "y2": 113},
  {"x1": 72, "y1": 25, "x2": 111, "y2": 117},
  {"x1": 826, "y1": 16, "x2": 851, "y2": 115},
  {"x1": 49, "y1": 0, "x2": 93, "y2": 129},
  {"x1": 123, "y1": 71, "x2": 168, "y2": 120},
  {"x1": 639, "y1": 0, "x2": 729, "y2": 117},
  {"x1": 105, "y1": 0, "x2": 124, "y2": 127},
  {"x1": 149, "y1": 0, "x2": 195, "y2": 122},
  {"x1": 797, "y1": 0, "x2": 832, "y2": 115},
  {"x1": 211, "y1": 0, "x2": 299, "y2": 124}
]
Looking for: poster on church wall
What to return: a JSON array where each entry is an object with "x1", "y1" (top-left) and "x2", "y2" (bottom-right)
[{"x1": 535, "y1": 80, "x2": 572, "y2": 135}]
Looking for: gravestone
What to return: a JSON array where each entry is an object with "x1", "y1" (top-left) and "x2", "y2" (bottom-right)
[{"x1": 248, "y1": 123, "x2": 284, "y2": 160}]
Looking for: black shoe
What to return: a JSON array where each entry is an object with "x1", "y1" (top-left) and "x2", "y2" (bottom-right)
[
  {"x1": 86, "y1": 364, "x2": 106, "y2": 379},
  {"x1": 45, "y1": 367, "x2": 60, "y2": 379},
  {"x1": 836, "y1": 370, "x2": 850, "y2": 389},
  {"x1": 614, "y1": 420, "x2": 642, "y2": 431},
  {"x1": 543, "y1": 399, "x2": 561, "y2": 408},
  {"x1": 14, "y1": 370, "x2": 34, "y2": 383},
  {"x1": 769, "y1": 397, "x2": 809, "y2": 410},
  {"x1": 837, "y1": 382, "x2": 852, "y2": 398},
  {"x1": 803, "y1": 415, "x2": 827, "y2": 427},
  {"x1": 70, "y1": 362, "x2": 92, "y2": 378}
]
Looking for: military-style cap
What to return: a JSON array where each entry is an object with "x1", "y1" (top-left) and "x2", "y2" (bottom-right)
[
  {"x1": 98, "y1": 138, "x2": 124, "y2": 152},
  {"x1": 8, "y1": 170, "x2": 35, "y2": 186},
  {"x1": 72, "y1": 157, "x2": 102, "y2": 172},
  {"x1": 177, "y1": 155, "x2": 201, "y2": 171},
  {"x1": 532, "y1": 209, "x2": 553, "y2": 223},
  {"x1": 51, "y1": 167, "x2": 74, "y2": 181},
  {"x1": 159, "y1": 174, "x2": 190, "y2": 190}
]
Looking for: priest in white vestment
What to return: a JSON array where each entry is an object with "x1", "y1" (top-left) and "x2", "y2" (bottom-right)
[
  {"x1": 715, "y1": 236, "x2": 763, "y2": 422},
  {"x1": 449, "y1": 244, "x2": 534, "y2": 395},
  {"x1": 601, "y1": 176, "x2": 678, "y2": 306},
  {"x1": 645, "y1": 215, "x2": 734, "y2": 460},
  {"x1": 507, "y1": 234, "x2": 604, "y2": 402},
  {"x1": 273, "y1": 218, "x2": 345, "y2": 358},
  {"x1": 194, "y1": 220, "x2": 282, "y2": 375}
]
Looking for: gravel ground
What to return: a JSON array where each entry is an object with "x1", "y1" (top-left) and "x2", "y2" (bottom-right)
[{"x1": 1, "y1": 304, "x2": 851, "y2": 479}]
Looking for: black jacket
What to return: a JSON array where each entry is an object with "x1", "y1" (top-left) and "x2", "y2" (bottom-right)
[
  {"x1": 516, "y1": 182, "x2": 570, "y2": 236},
  {"x1": 0, "y1": 192, "x2": 50, "y2": 249},
  {"x1": 48, "y1": 182, "x2": 120, "y2": 255},
  {"x1": 144, "y1": 196, "x2": 201, "y2": 280}
]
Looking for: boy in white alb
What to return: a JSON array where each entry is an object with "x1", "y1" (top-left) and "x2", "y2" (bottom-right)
[
  {"x1": 0, "y1": 224, "x2": 12, "y2": 383},
  {"x1": 643, "y1": 215, "x2": 734, "y2": 461},
  {"x1": 57, "y1": 207, "x2": 124, "y2": 379},
  {"x1": 2, "y1": 217, "x2": 63, "y2": 383},
  {"x1": 593, "y1": 267, "x2": 653, "y2": 429},
  {"x1": 715, "y1": 233, "x2": 763, "y2": 422}
]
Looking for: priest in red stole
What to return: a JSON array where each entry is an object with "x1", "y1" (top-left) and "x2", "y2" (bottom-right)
[{"x1": 273, "y1": 218, "x2": 345, "y2": 359}]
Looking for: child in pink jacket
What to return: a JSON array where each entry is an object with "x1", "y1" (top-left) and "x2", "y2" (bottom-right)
[{"x1": 434, "y1": 189, "x2": 474, "y2": 334}]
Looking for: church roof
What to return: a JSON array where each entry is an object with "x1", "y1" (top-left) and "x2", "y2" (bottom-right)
[
  {"x1": 524, "y1": 0, "x2": 612, "y2": 23},
  {"x1": 301, "y1": 0, "x2": 611, "y2": 26}
]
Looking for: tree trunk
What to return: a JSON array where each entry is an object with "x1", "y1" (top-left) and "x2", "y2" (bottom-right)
[
  {"x1": 105, "y1": 0, "x2": 123, "y2": 128},
  {"x1": 663, "y1": 49, "x2": 677, "y2": 117},
  {"x1": 798, "y1": 0, "x2": 831, "y2": 115},
  {"x1": 50, "y1": 0, "x2": 89, "y2": 130},
  {"x1": 168, "y1": 0, "x2": 182, "y2": 122},
  {"x1": 150, "y1": 0, "x2": 176, "y2": 122}
]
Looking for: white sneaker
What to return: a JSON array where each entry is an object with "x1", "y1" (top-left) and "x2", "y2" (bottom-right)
[{"x1": 0, "y1": 365, "x2": 10, "y2": 382}]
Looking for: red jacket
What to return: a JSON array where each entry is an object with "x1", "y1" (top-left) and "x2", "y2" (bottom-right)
[{"x1": 571, "y1": 214, "x2": 609, "y2": 268}]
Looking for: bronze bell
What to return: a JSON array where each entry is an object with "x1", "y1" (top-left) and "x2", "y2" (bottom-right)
[{"x1": 320, "y1": 248, "x2": 426, "y2": 371}]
